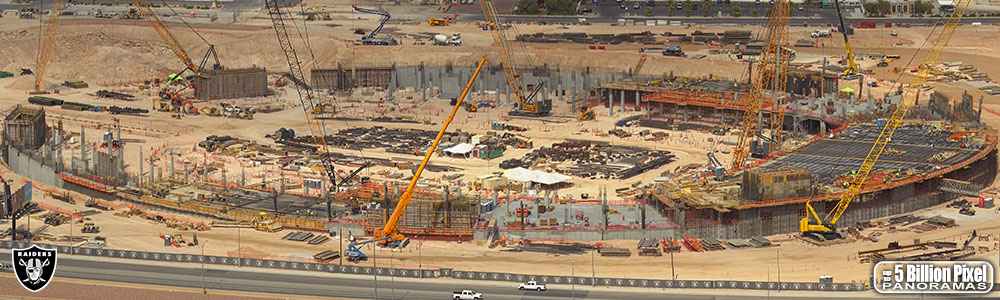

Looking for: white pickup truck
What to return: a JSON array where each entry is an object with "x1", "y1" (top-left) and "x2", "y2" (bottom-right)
[
  {"x1": 452, "y1": 290, "x2": 482, "y2": 300},
  {"x1": 519, "y1": 281, "x2": 547, "y2": 291}
]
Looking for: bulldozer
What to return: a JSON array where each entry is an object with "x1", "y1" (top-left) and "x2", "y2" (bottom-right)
[
  {"x1": 152, "y1": 98, "x2": 172, "y2": 112},
  {"x1": 202, "y1": 106, "x2": 221, "y2": 116},
  {"x1": 465, "y1": 101, "x2": 478, "y2": 112},
  {"x1": 312, "y1": 103, "x2": 336, "y2": 115},
  {"x1": 578, "y1": 109, "x2": 595, "y2": 121},
  {"x1": 119, "y1": 8, "x2": 140, "y2": 19},
  {"x1": 251, "y1": 214, "x2": 283, "y2": 233}
]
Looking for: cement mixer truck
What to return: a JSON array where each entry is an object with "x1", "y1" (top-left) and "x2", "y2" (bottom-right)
[{"x1": 433, "y1": 33, "x2": 462, "y2": 46}]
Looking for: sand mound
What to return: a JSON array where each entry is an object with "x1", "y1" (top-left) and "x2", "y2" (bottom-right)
[
  {"x1": 4, "y1": 75, "x2": 54, "y2": 90},
  {"x1": 218, "y1": 122, "x2": 238, "y2": 130}
]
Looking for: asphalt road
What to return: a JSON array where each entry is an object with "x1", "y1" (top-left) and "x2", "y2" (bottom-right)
[{"x1": 2, "y1": 250, "x2": 988, "y2": 299}]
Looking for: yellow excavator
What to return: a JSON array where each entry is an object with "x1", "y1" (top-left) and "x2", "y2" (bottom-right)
[
  {"x1": 345, "y1": 57, "x2": 488, "y2": 262},
  {"x1": 801, "y1": 0, "x2": 971, "y2": 240},
  {"x1": 578, "y1": 109, "x2": 595, "y2": 121}
]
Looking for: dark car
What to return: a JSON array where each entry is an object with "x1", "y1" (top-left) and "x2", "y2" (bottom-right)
[{"x1": 633, "y1": 2, "x2": 640, "y2": 9}]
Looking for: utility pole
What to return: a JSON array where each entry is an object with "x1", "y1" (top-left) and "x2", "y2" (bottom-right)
[
  {"x1": 202, "y1": 240, "x2": 208, "y2": 294},
  {"x1": 339, "y1": 228, "x2": 343, "y2": 265},
  {"x1": 237, "y1": 225, "x2": 241, "y2": 267},
  {"x1": 670, "y1": 241, "x2": 676, "y2": 280},
  {"x1": 591, "y1": 248, "x2": 595, "y2": 286},
  {"x1": 572, "y1": 261, "x2": 576, "y2": 300},
  {"x1": 373, "y1": 244, "x2": 377, "y2": 300},
  {"x1": 777, "y1": 249, "x2": 781, "y2": 292}
]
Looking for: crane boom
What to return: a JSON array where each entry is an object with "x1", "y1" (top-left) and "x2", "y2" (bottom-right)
[
  {"x1": 833, "y1": 0, "x2": 858, "y2": 76},
  {"x1": 132, "y1": 0, "x2": 198, "y2": 74},
  {"x1": 352, "y1": 5, "x2": 390, "y2": 40},
  {"x1": 34, "y1": 0, "x2": 63, "y2": 91},
  {"x1": 479, "y1": 0, "x2": 549, "y2": 116},
  {"x1": 264, "y1": 0, "x2": 343, "y2": 215},
  {"x1": 731, "y1": 0, "x2": 790, "y2": 170},
  {"x1": 376, "y1": 56, "x2": 488, "y2": 243},
  {"x1": 801, "y1": 0, "x2": 972, "y2": 234}
]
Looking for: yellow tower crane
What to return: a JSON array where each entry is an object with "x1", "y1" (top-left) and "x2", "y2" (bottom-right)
[
  {"x1": 33, "y1": 0, "x2": 63, "y2": 93},
  {"x1": 731, "y1": 0, "x2": 791, "y2": 170},
  {"x1": 800, "y1": 0, "x2": 972, "y2": 238}
]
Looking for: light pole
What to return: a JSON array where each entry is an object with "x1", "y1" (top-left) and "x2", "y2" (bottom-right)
[
  {"x1": 572, "y1": 261, "x2": 576, "y2": 300},
  {"x1": 418, "y1": 236, "x2": 422, "y2": 279},
  {"x1": 373, "y1": 244, "x2": 377, "y2": 300},
  {"x1": 237, "y1": 225, "x2": 241, "y2": 267},
  {"x1": 202, "y1": 240, "x2": 208, "y2": 294},
  {"x1": 590, "y1": 249, "x2": 597, "y2": 286},
  {"x1": 391, "y1": 249, "x2": 395, "y2": 300},
  {"x1": 767, "y1": 267, "x2": 770, "y2": 300},
  {"x1": 776, "y1": 249, "x2": 780, "y2": 292}
]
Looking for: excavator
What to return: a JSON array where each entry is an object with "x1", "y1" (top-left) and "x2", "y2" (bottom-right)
[
  {"x1": 578, "y1": 109, "x2": 595, "y2": 121},
  {"x1": 346, "y1": 57, "x2": 488, "y2": 263},
  {"x1": 800, "y1": 0, "x2": 971, "y2": 240}
]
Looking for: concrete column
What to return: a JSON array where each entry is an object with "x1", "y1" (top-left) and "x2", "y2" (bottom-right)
[
  {"x1": 609, "y1": 89, "x2": 614, "y2": 117},
  {"x1": 558, "y1": 83, "x2": 563, "y2": 104},
  {"x1": 280, "y1": 171, "x2": 285, "y2": 193},
  {"x1": 80, "y1": 126, "x2": 87, "y2": 173},
  {"x1": 138, "y1": 150, "x2": 143, "y2": 187},
  {"x1": 170, "y1": 155, "x2": 175, "y2": 179},
  {"x1": 620, "y1": 90, "x2": 625, "y2": 113},
  {"x1": 184, "y1": 169, "x2": 189, "y2": 183},
  {"x1": 117, "y1": 124, "x2": 122, "y2": 180},
  {"x1": 148, "y1": 153, "x2": 154, "y2": 183},
  {"x1": 635, "y1": 90, "x2": 640, "y2": 108},
  {"x1": 241, "y1": 166, "x2": 246, "y2": 186},
  {"x1": 506, "y1": 189, "x2": 511, "y2": 216}
]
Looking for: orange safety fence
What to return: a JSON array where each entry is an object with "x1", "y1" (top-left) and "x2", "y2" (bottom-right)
[{"x1": 35, "y1": 202, "x2": 83, "y2": 219}]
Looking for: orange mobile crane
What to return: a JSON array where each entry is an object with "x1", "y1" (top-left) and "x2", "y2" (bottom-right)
[
  {"x1": 345, "y1": 57, "x2": 489, "y2": 262},
  {"x1": 801, "y1": 0, "x2": 972, "y2": 239}
]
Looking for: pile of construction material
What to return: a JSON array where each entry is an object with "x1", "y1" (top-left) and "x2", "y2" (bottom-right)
[
  {"x1": 283, "y1": 231, "x2": 322, "y2": 243},
  {"x1": 313, "y1": 250, "x2": 341, "y2": 262},
  {"x1": 515, "y1": 31, "x2": 661, "y2": 45},
  {"x1": 598, "y1": 247, "x2": 631, "y2": 257},
  {"x1": 636, "y1": 238, "x2": 661, "y2": 256},
  {"x1": 700, "y1": 237, "x2": 726, "y2": 251},
  {"x1": 512, "y1": 140, "x2": 673, "y2": 180},
  {"x1": 749, "y1": 236, "x2": 772, "y2": 247},
  {"x1": 96, "y1": 90, "x2": 135, "y2": 100}
]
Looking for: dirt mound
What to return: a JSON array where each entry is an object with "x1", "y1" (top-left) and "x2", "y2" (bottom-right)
[{"x1": 4, "y1": 75, "x2": 53, "y2": 90}]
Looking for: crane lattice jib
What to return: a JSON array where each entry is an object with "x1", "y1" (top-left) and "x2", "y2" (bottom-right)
[
  {"x1": 833, "y1": 0, "x2": 857, "y2": 75},
  {"x1": 731, "y1": 0, "x2": 789, "y2": 170},
  {"x1": 35, "y1": 0, "x2": 63, "y2": 91},
  {"x1": 823, "y1": 0, "x2": 971, "y2": 225},
  {"x1": 132, "y1": 0, "x2": 198, "y2": 73},
  {"x1": 377, "y1": 57, "x2": 489, "y2": 242},
  {"x1": 264, "y1": 0, "x2": 338, "y2": 201},
  {"x1": 768, "y1": 1, "x2": 791, "y2": 150},
  {"x1": 479, "y1": 0, "x2": 528, "y2": 105},
  {"x1": 352, "y1": 6, "x2": 391, "y2": 40}
]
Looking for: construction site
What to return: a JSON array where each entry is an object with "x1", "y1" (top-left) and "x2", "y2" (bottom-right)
[{"x1": 0, "y1": 0, "x2": 998, "y2": 295}]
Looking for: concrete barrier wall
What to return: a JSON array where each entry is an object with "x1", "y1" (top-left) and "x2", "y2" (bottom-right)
[
  {"x1": 5, "y1": 145, "x2": 63, "y2": 188},
  {"x1": 0, "y1": 241, "x2": 877, "y2": 292}
]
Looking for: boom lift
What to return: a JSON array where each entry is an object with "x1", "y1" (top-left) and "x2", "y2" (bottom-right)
[
  {"x1": 32, "y1": 0, "x2": 62, "y2": 93},
  {"x1": 265, "y1": 0, "x2": 362, "y2": 216},
  {"x1": 346, "y1": 57, "x2": 489, "y2": 262},
  {"x1": 833, "y1": 0, "x2": 858, "y2": 76},
  {"x1": 731, "y1": 0, "x2": 790, "y2": 170},
  {"x1": 479, "y1": 0, "x2": 551, "y2": 117},
  {"x1": 352, "y1": 5, "x2": 398, "y2": 45},
  {"x1": 800, "y1": 0, "x2": 972, "y2": 239}
]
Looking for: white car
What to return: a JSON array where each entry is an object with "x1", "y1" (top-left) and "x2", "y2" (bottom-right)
[
  {"x1": 890, "y1": 30, "x2": 897, "y2": 36},
  {"x1": 453, "y1": 290, "x2": 483, "y2": 300},
  {"x1": 519, "y1": 281, "x2": 547, "y2": 291}
]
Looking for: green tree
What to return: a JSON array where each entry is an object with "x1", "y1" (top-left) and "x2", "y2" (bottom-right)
[
  {"x1": 543, "y1": 0, "x2": 576, "y2": 15},
  {"x1": 646, "y1": 7, "x2": 654, "y2": 16},
  {"x1": 913, "y1": 0, "x2": 934, "y2": 15},
  {"x1": 751, "y1": 8, "x2": 758, "y2": 17},
  {"x1": 732, "y1": 6, "x2": 741, "y2": 17},
  {"x1": 667, "y1": 0, "x2": 675, "y2": 16},
  {"x1": 701, "y1": 0, "x2": 712, "y2": 17},
  {"x1": 683, "y1": 0, "x2": 693, "y2": 17},
  {"x1": 514, "y1": 0, "x2": 541, "y2": 15}
]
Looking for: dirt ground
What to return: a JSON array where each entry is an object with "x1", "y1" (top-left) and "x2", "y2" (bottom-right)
[{"x1": 0, "y1": 2, "x2": 998, "y2": 286}]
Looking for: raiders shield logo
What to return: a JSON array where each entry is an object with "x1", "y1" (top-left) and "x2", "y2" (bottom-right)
[{"x1": 12, "y1": 245, "x2": 57, "y2": 292}]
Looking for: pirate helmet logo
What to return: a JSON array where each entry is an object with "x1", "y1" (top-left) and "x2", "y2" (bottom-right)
[{"x1": 12, "y1": 244, "x2": 57, "y2": 292}]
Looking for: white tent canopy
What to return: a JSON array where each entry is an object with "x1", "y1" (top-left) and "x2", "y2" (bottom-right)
[
  {"x1": 502, "y1": 167, "x2": 572, "y2": 185},
  {"x1": 443, "y1": 143, "x2": 474, "y2": 155}
]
